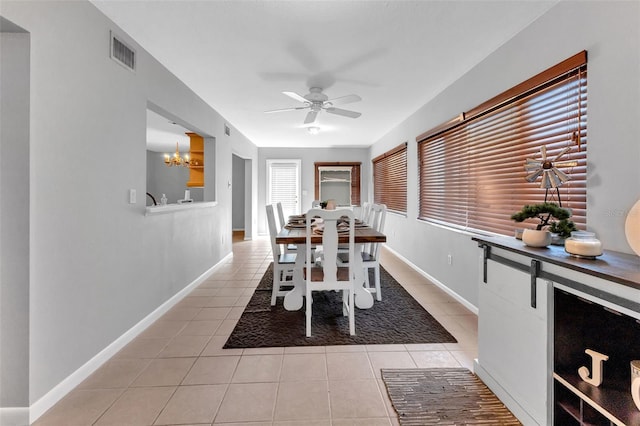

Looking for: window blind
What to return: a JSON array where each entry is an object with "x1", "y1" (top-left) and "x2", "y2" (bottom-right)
[
  {"x1": 267, "y1": 160, "x2": 300, "y2": 215},
  {"x1": 373, "y1": 143, "x2": 407, "y2": 214},
  {"x1": 418, "y1": 52, "x2": 587, "y2": 236}
]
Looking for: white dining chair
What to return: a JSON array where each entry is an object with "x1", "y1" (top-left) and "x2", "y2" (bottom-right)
[
  {"x1": 361, "y1": 203, "x2": 386, "y2": 301},
  {"x1": 338, "y1": 203, "x2": 386, "y2": 301},
  {"x1": 359, "y1": 201, "x2": 372, "y2": 224},
  {"x1": 266, "y1": 204, "x2": 296, "y2": 306},
  {"x1": 276, "y1": 201, "x2": 297, "y2": 254},
  {"x1": 305, "y1": 208, "x2": 355, "y2": 337}
]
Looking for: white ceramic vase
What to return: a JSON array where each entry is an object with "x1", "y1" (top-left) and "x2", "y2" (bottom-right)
[{"x1": 522, "y1": 229, "x2": 551, "y2": 248}]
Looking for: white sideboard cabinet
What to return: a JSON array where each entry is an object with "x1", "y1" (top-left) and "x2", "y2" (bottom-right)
[{"x1": 473, "y1": 235, "x2": 640, "y2": 426}]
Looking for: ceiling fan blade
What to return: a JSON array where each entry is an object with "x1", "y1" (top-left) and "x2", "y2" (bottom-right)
[
  {"x1": 327, "y1": 94, "x2": 361, "y2": 106},
  {"x1": 304, "y1": 110, "x2": 318, "y2": 124},
  {"x1": 325, "y1": 107, "x2": 361, "y2": 119},
  {"x1": 264, "y1": 106, "x2": 308, "y2": 114},
  {"x1": 283, "y1": 91, "x2": 309, "y2": 104}
]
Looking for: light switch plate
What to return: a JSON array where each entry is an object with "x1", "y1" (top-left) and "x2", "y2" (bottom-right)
[{"x1": 129, "y1": 189, "x2": 136, "y2": 204}]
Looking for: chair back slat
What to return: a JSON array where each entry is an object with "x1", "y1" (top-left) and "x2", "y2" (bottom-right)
[
  {"x1": 306, "y1": 208, "x2": 354, "y2": 284},
  {"x1": 266, "y1": 204, "x2": 282, "y2": 257},
  {"x1": 276, "y1": 202, "x2": 286, "y2": 230},
  {"x1": 366, "y1": 204, "x2": 387, "y2": 256}
]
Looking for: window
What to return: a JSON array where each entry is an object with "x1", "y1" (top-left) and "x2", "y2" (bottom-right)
[
  {"x1": 418, "y1": 51, "x2": 587, "y2": 236},
  {"x1": 267, "y1": 159, "x2": 301, "y2": 216},
  {"x1": 373, "y1": 143, "x2": 407, "y2": 214},
  {"x1": 314, "y1": 162, "x2": 361, "y2": 206}
]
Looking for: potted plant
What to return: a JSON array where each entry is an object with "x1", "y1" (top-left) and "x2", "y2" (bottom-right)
[{"x1": 511, "y1": 202, "x2": 577, "y2": 247}]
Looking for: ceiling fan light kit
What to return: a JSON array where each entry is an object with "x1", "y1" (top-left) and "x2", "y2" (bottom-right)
[{"x1": 265, "y1": 87, "x2": 362, "y2": 126}]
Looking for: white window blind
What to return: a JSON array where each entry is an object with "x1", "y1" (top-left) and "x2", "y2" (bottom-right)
[{"x1": 267, "y1": 159, "x2": 301, "y2": 216}]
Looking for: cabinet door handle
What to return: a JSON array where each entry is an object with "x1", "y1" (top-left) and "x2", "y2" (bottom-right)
[{"x1": 530, "y1": 259, "x2": 541, "y2": 309}]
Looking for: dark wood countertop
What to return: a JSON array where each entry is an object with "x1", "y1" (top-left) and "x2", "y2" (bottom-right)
[{"x1": 472, "y1": 235, "x2": 640, "y2": 291}]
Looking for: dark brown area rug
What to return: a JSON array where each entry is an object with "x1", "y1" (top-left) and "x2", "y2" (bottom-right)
[
  {"x1": 223, "y1": 263, "x2": 457, "y2": 348},
  {"x1": 381, "y1": 368, "x2": 522, "y2": 425}
]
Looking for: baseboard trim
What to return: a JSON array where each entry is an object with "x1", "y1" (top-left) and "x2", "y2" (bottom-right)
[
  {"x1": 383, "y1": 245, "x2": 478, "y2": 315},
  {"x1": 474, "y1": 360, "x2": 538, "y2": 426},
  {"x1": 29, "y1": 252, "x2": 232, "y2": 424},
  {"x1": 0, "y1": 407, "x2": 29, "y2": 426}
]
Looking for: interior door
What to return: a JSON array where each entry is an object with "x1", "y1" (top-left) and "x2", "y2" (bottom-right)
[{"x1": 266, "y1": 159, "x2": 301, "y2": 217}]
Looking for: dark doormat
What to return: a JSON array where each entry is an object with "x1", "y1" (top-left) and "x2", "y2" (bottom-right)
[
  {"x1": 223, "y1": 263, "x2": 457, "y2": 348},
  {"x1": 381, "y1": 368, "x2": 522, "y2": 425}
]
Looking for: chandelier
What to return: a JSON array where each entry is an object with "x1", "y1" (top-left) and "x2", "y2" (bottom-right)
[{"x1": 164, "y1": 142, "x2": 190, "y2": 167}]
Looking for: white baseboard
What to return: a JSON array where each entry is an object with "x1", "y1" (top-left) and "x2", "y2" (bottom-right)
[
  {"x1": 29, "y1": 252, "x2": 232, "y2": 424},
  {"x1": 382, "y1": 245, "x2": 479, "y2": 315},
  {"x1": 0, "y1": 407, "x2": 29, "y2": 426},
  {"x1": 474, "y1": 360, "x2": 538, "y2": 426}
]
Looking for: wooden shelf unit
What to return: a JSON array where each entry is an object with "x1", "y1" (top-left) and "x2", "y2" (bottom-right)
[{"x1": 186, "y1": 132, "x2": 204, "y2": 187}]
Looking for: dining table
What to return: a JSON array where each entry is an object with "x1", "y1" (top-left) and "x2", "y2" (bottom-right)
[{"x1": 275, "y1": 223, "x2": 386, "y2": 311}]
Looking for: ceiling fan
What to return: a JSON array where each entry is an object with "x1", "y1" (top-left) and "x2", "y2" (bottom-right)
[{"x1": 265, "y1": 87, "x2": 362, "y2": 125}]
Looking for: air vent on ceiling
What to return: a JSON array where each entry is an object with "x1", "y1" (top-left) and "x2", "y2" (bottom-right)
[
  {"x1": 224, "y1": 124, "x2": 231, "y2": 136},
  {"x1": 110, "y1": 31, "x2": 136, "y2": 72}
]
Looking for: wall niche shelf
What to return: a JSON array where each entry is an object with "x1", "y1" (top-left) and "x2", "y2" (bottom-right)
[{"x1": 186, "y1": 132, "x2": 204, "y2": 188}]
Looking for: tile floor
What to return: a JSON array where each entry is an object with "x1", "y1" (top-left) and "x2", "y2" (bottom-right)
[{"x1": 34, "y1": 234, "x2": 478, "y2": 426}]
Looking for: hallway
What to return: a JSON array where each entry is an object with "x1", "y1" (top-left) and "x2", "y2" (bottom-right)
[{"x1": 34, "y1": 235, "x2": 478, "y2": 425}]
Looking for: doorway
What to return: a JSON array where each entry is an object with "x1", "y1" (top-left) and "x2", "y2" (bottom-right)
[{"x1": 266, "y1": 159, "x2": 301, "y2": 218}]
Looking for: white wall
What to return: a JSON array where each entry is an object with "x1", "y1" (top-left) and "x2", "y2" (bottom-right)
[
  {"x1": 369, "y1": 1, "x2": 640, "y2": 308},
  {"x1": 257, "y1": 147, "x2": 370, "y2": 235},
  {"x1": 1, "y1": 0, "x2": 259, "y2": 416},
  {"x1": 0, "y1": 30, "x2": 30, "y2": 409}
]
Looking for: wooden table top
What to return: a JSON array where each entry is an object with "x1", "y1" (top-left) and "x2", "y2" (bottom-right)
[{"x1": 276, "y1": 226, "x2": 386, "y2": 245}]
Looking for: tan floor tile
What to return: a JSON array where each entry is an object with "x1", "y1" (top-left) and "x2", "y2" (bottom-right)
[
  {"x1": 179, "y1": 320, "x2": 222, "y2": 336},
  {"x1": 215, "y1": 382, "x2": 278, "y2": 423},
  {"x1": 207, "y1": 296, "x2": 240, "y2": 307},
  {"x1": 326, "y1": 352, "x2": 375, "y2": 380},
  {"x1": 283, "y1": 346, "x2": 326, "y2": 354},
  {"x1": 273, "y1": 421, "x2": 331, "y2": 426},
  {"x1": 94, "y1": 386, "x2": 175, "y2": 425},
  {"x1": 450, "y1": 350, "x2": 476, "y2": 371},
  {"x1": 325, "y1": 345, "x2": 366, "y2": 353},
  {"x1": 365, "y1": 344, "x2": 406, "y2": 352},
  {"x1": 79, "y1": 358, "x2": 150, "y2": 389},
  {"x1": 226, "y1": 306, "x2": 246, "y2": 319},
  {"x1": 274, "y1": 380, "x2": 330, "y2": 421},
  {"x1": 408, "y1": 350, "x2": 461, "y2": 368},
  {"x1": 161, "y1": 306, "x2": 202, "y2": 321},
  {"x1": 201, "y1": 335, "x2": 243, "y2": 356},
  {"x1": 188, "y1": 288, "x2": 220, "y2": 297},
  {"x1": 194, "y1": 307, "x2": 232, "y2": 320},
  {"x1": 280, "y1": 353, "x2": 327, "y2": 381},
  {"x1": 131, "y1": 357, "x2": 196, "y2": 387},
  {"x1": 214, "y1": 318, "x2": 239, "y2": 336},
  {"x1": 177, "y1": 296, "x2": 216, "y2": 308},
  {"x1": 234, "y1": 295, "x2": 252, "y2": 307},
  {"x1": 367, "y1": 351, "x2": 417, "y2": 378},
  {"x1": 33, "y1": 389, "x2": 124, "y2": 426},
  {"x1": 403, "y1": 343, "x2": 446, "y2": 351},
  {"x1": 242, "y1": 347, "x2": 285, "y2": 355},
  {"x1": 332, "y1": 419, "x2": 393, "y2": 426},
  {"x1": 115, "y1": 338, "x2": 172, "y2": 359},
  {"x1": 216, "y1": 287, "x2": 247, "y2": 297},
  {"x1": 232, "y1": 354, "x2": 282, "y2": 383},
  {"x1": 157, "y1": 335, "x2": 210, "y2": 358},
  {"x1": 139, "y1": 320, "x2": 188, "y2": 338},
  {"x1": 182, "y1": 356, "x2": 240, "y2": 384},
  {"x1": 154, "y1": 384, "x2": 226, "y2": 425},
  {"x1": 328, "y1": 379, "x2": 388, "y2": 419}
]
